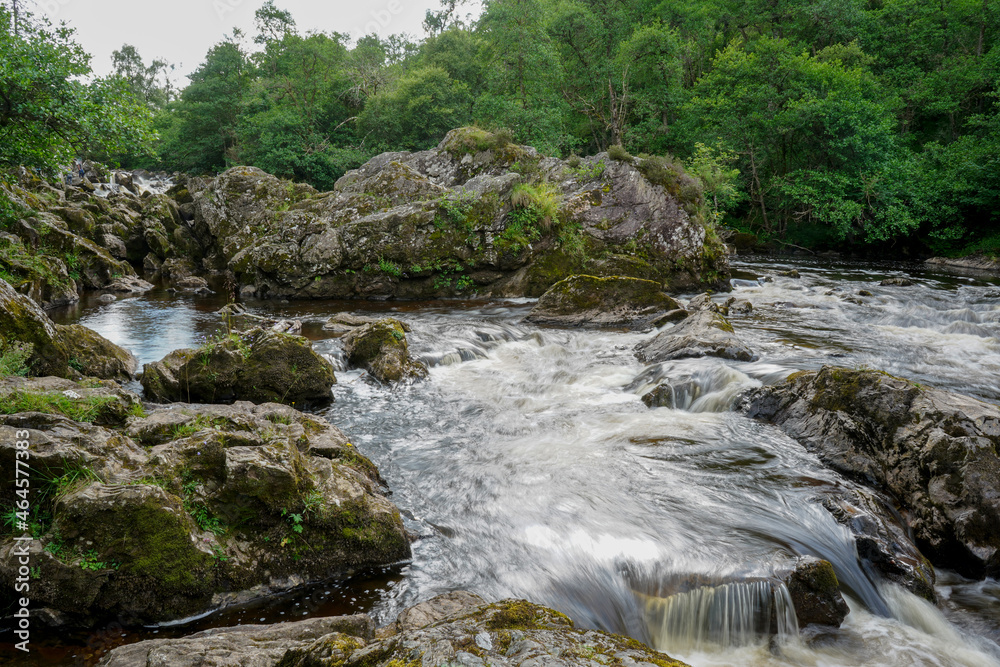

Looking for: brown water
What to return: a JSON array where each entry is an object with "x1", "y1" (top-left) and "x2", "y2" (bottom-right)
[{"x1": 5, "y1": 258, "x2": 1000, "y2": 666}]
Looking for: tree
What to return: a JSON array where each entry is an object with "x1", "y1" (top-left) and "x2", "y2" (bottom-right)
[
  {"x1": 111, "y1": 44, "x2": 174, "y2": 108},
  {"x1": 0, "y1": 6, "x2": 156, "y2": 172}
]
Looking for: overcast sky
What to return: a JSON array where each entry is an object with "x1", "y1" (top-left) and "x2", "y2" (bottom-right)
[{"x1": 35, "y1": 0, "x2": 479, "y2": 82}]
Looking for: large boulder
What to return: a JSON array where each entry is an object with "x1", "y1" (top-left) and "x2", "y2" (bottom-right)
[
  {"x1": 0, "y1": 398, "x2": 409, "y2": 627},
  {"x1": 190, "y1": 128, "x2": 729, "y2": 301},
  {"x1": 141, "y1": 328, "x2": 336, "y2": 406},
  {"x1": 526, "y1": 275, "x2": 682, "y2": 327},
  {"x1": 782, "y1": 557, "x2": 849, "y2": 627},
  {"x1": 0, "y1": 278, "x2": 136, "y2": 381},
  {"x1": 635, "y1": 310, "x2": 755, "y2": 363},
  {"x1": 740, "y1": 367, "x2": 1000, "y2": 578},
  {"x1": 342, "y1": 318, "x2": 428, "y2": 383}
]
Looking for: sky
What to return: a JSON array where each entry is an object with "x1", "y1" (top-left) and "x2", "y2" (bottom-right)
[{"x1": 33, "y1": 0, "x2": 480, "y2": 81}]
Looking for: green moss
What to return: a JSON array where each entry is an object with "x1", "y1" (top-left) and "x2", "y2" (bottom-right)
[{"x1": 480, "y1": 599, "x2": 572, "y2": 631}]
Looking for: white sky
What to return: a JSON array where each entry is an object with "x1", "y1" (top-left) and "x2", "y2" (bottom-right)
[{"x1": 33, "y1": 0, "x2": 481, "y2": 82}]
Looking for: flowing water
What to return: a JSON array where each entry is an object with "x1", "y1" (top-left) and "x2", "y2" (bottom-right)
[{"x1": 11, "y1": 259, "x2": 1000, "y2": 666}]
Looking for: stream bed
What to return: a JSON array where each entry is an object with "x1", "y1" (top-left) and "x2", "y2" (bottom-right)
[{"x1": 6, "y1": 257, "x2": 1000, "y2": 666}]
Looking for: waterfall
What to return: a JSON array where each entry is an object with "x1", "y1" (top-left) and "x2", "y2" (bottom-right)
[{"x1": 642, "y1": 580, "x2": 799, "y2": 652}]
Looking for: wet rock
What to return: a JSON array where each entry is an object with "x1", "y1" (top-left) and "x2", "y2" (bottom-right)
[
  {"x1": 651, "y1": 309, "x2": 689, "y2": 327},
  {"x1": 141, "y1": 327, "x2": 336, "y2": 406},
  {"x1": 724, "y1": 297, "x2": 753, "y2": 315},
  {"x1": 739, "y1": 366, "x2": 1000, "y2": 578},
  {"x1": 686, "y1": 292, "x2": 722, "y2": 314},
  {"x1": 277, "y1": 596, "x2": 690, "y2": 667},
  {"x1": 97, "y1": 293, "x2": 116, "y2": 304},
  {"x1": 322, "y1": 312, "x2": 383, "y2": 334},
  {"x1": 820, "y1": 486, "x2": 936, "y2": 601},
  {"x1": 782, "y1": 557, "x2": 849, "y2": 627},
  {"x1": 636, "y1": 310, "x2": 756, "y2": 363},
  {"x1": 0, "y1": 400, "x2": 409, "y2": 628},
  {"x1": 780, "y1": 269, "x2": 801, "y2": 278},
  {"x1": 926, "y1": 255, "x2": 1000, "y2": 274},
  {"x1": 394, "y1": 591, "x2": 487, "y2": 632},
  {"x1": 526, "y1": 275, "x2": 681, "y2": 327},
  {"x1": 0, "y1": 278, "x2": 137, "y2": 381},
  {"x1": 343, "y1": 318, "x2": 427, "y2": 383},
  {"x1": 105, "y1": 276, "x2": 154, "y2": 293},
  {"x1": 175, "y1": 275, "x2": 209, "y2": 290},
  {"x1": 858, "y1": 290, "x2": 873, "y2": 297},
  {"x1": 160, "y1": 258, "x2": 197, "y2": 282},
  {"x1": 99, "y1": 616, "x2": 374, "y2": 667},
  {"x1": 880, "y1": 277, "x2": 914, "y2": 286}
]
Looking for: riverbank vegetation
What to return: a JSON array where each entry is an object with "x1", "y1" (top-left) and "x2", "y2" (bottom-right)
[{"x1": 1, "y1": 0, "x2": 998, "y2": 257}]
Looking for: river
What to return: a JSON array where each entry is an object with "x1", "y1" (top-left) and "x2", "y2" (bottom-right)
[{"x1": 17, "y1": 257, "x2": 1000, "y2": 666}]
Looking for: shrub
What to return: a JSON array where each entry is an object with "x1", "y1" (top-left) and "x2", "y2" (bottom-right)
[
  {"x1": 0, "y1": 341, "x2": 33, "y2": 378},
  {"x1": 607, "y1": 145, "x2": 632, "y2": 162}
]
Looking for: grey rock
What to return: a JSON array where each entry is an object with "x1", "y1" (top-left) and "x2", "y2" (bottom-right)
[
  {"x1": 343, "y1": 318, "x2": 428, "y2": 384},
  {"x1": 636, "y1": 310, "x2": 756, "y2": 363},
  {"x1": 740, "y1": 366, "x2": 1000, "y2": 578},
  {"x1": 526, "y1": 275, "x2": 681, "y2": 328}
]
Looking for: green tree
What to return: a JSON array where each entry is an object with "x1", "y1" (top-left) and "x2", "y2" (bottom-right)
[{"x1": 0, "y1": 6, "x2": 156, "y2": 172}]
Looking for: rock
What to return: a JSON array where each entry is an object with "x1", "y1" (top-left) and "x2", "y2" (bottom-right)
[
  {"x1": 97, "y1": 293, "x2": 116, "y2": 303},
  {"x1": 99, "y1": 616, "x2": 374, "y2": 667},
  {"x1": 342, "y1": 319, "x2": 428, "y2": 383},
  {"x1": 271, "y1": 319, "x2": 303, "y2": 335},
  {"x1": 160, "y1": 258, "x2": 197, "y2": 282},
  {"x1": 141, "y1": 328, "x2": 336, "y2": 406},
  {"x1": 723, "y1": 297, "x2": 753, "y2": 315},
  {"x1": 105, "y1": 276, "x2": 154, "y2": 293},
  {"x1": 780, "y1": 269, "x2": 801, "y2": 278},
  {"x1": 820, "y1": 486, "x2": 936, "y2": 601},
  {"x1": 651, "y1": 309, "x2": 689, "y2": 327},
  {"x1": 858, "y1": 290, "x2": 873, "y2": 297},
  {"x1": 880, "y1": 277, "x2": 914, "y2": 286},
  {"x1": 635, "y1": 310, "x2": 756, "y2": 363},
  {"x1": 322, "y1": 312, "x2": 386, "y2": 334},
  {"x1": 739, "y1": 366, "x2": 1000, "y2": 578},
  {"x1": 782, "y1": 557, "x2": 850, "y2": 627},
  {"x1": 394, "y1": 591, "x2": 487, "y2": 632},
  {"x1": 0, "y1": 376, "x2": 143, "y2": 427},
  {"x1": 190, "y1": 128, "x2": 729, "y2": 301},
  {"x1": 0, "y1": 278, "x2": 137, "y2": 381},
  {"x1": 526, "y1": 275, "x2": 681, "y2": 327},
  {"x1": 0, "y1": 400, "x2": 409, "y2": 628},
  {"x1": 926, "y1": 254, "x2": 1000, "y2": 274},
  {"x1": 277, "y1": 596, "x2": 690, "y2": 667},
  {"x1": 175, "y1": 276, "x2": 209, "y2": 290},
  {"x1": 686, "y1": 293, "x2": 722, "y2": 314}
]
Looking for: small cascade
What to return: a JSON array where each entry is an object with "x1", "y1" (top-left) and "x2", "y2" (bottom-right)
[
  {"x1": 628, "y1": 360, "x2": 759, "y2": 412},
  {"x1": 642, "y1": 579, "x2": 799, "y2": 652},
  {"x1": 419, "y1": 324, "x2": 533, "y2": 367}
]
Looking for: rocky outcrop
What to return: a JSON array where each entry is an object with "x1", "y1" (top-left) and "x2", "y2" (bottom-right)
[
  {"x1": 102, "y1": 594, "x2": 690, "y2": 667},
  {"x1": 926, "y1": 254, "x2": 1000, "y2": 275},
  {"x1": 141, "y1": 328, "x2": 336, "y2": 406},
  {"x1": 739, "y1": 367, "x2": 1000, "y2": 578},
  {"x1": 0, "y1": 393, "x2": 409, "y2": 627},
  {"x1": 526, "y1": 275, "x2": 682, "y2": 327},
  {"x1": 190, "y1": 127, "x2": 728, "y2": 301},
  {"x1": 0, "y1": 278, "x2": 137, "y2": 381},
  {"x1": 342, "y1": 318, "x2": 427, "y2": 383},
  {"x1": 635, "y1": 310, "x2": 755, "y2": 363}
]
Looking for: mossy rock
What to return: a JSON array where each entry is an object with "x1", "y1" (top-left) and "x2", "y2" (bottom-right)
[
  {"x1": 527, "y1": 274, "x2": 681, "y2": 327},
  {"x1": 342, "y1": 319, "x2": 428, "y2": 384},
  {"x1": 141, "y1": 328, "x2": 336, "y2": 406}
]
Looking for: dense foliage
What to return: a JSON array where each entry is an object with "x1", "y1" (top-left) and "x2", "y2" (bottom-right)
[
  {"x1": 4, "y1": 0, "x2": 999, "y2": 255},
  {"x1": 0, "y1": 6, "x2": 155, "y2": 175}
]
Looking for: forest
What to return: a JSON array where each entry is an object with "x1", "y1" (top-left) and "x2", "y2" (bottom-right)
[{"x1": 2, "y1": 0, "x2": 999, "y2": 255}]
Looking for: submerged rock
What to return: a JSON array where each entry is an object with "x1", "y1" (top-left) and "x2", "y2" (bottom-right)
[
  {"x1": 879, "y1": 277, "x2": 914, "y2": 286},
  {"x1": 635, "y1": 310, "x2": 756, "y2": 363},
  {"x1": 740, "y1": 366, "x2": 1000, "y2": 578},
  {"x1": 342, "y1": 318, "x2": 427, "y2": 383},
  {"x1": 526, "y1": 275, "x2": 682, "y2": 327},
  {"x1": 0, "y1": 278, "x2": 136, "y2": 381},
  {"x1": 141, "y1": 327, "x2": 336, "y2": 406},
  {"x1": 0, "y1": 397, "x2": 409, "y2": 627},
  {"x1": 103, "y1": 594, "x2": 690, "y2": 667}
]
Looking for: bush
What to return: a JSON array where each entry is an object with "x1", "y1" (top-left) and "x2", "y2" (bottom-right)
[
  {"x1": 607, "y1": 145, "x2": 632, "y2": 162},
  {"x1": 510, "y1": 182, "x2": 561, "y2": 231}
]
